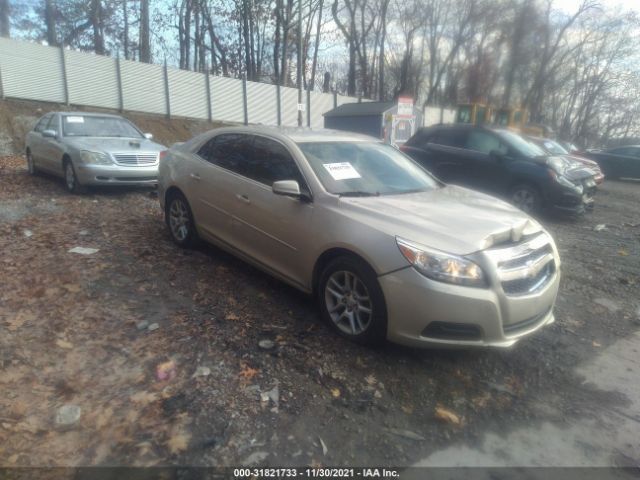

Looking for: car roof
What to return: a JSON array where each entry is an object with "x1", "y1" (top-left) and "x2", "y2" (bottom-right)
[
  {"x1": 54, "y1": 111, "x2": 124, "y2": 119},
  {"x1": 418, "y1": 124, "x2": 512, "y2": 135},
  {"x1": 207, "y1": 125, "x2": 380, "y2": 143}
]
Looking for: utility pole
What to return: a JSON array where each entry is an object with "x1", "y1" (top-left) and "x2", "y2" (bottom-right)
[{"x1": 297, "y1": 0, "x2": 303, "y2": 127}]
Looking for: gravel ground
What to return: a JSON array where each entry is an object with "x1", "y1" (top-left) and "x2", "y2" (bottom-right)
[{"x1": 0, "y1": 154, "x2": 639, "y2": 467}]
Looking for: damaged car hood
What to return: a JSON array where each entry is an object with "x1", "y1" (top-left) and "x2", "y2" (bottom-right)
[{"x1": 339, "y1": 185, "x2": 543, "y2": 255}]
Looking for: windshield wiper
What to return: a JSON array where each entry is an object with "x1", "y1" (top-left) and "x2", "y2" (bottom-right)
[{"x1": 338, "y1": 191, "x2": 380, "y2": 197}]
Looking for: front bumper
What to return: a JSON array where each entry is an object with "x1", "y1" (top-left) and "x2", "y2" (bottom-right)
[
  {"x1": 380, "y1": 240, "x2": 560, "y2": 348},
  {"x1": 75, "y1": 163, "x2": 158, "y2": 186},
  {"x1": 545, "y1": 179, "x2": 597, "y2": 214}
]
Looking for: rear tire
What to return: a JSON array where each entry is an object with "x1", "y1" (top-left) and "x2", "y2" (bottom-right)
[
  {"x1": 165, "y1": 191, "x2": 198, "y2": 248},
  {"x1": 63, "y1": 158, "x2": 86, "y2": 194},
  {"x1": 510, "y1": 184, "x2": 541, "y2": 214},
  {"x1": 26, "y1": 149, "x2": 37, "y2": 175},
  {"x1": 318, "y1": 256, "x2": 387, "y2": 346}
]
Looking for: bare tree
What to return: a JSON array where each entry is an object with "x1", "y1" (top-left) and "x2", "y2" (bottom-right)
[{"x1": 0, "y1": 0, "x2": 9, "y2": 38}]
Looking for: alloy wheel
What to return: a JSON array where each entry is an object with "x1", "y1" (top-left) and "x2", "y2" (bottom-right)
[
  {"x1": 26, "y1": 151, "x2": 35, "y2": 175},
  {"x1": 324, "y1": 270, "x2": 373, "y2": 336},
  {"x1": 512, "y1": 188, "x2": 535, "y2": 213},
  {"x1": 65, "y1": 163, "x2": 76, "y2": 191},
  {"x1": 169, "y1": 197, "x2": 191, "y2": 243}
]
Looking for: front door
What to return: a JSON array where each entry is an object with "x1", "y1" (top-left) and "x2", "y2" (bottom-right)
[{"x1": 229, "y1": 135, "x2": 314, "y2": 288}]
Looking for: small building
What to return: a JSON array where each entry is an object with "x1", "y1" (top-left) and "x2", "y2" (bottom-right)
[{"x1": 323, "y1": 100, "x2": 422, "y2": 146}]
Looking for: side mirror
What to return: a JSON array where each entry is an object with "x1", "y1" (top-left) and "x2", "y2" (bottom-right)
[
  {"x1": 273, "y1": 180, "x2": 302, "y2": 198},
  {"x1": 42, "y1": 129, "x2": 57, "y2": 138},
  {"x1": 144, "y1": 133, "x2": 153, "y2": 140}
]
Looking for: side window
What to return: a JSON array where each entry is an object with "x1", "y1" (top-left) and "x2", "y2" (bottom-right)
[
  {"x1": 247, "y1": 136, "x2": 306, "y2": 187},
  {"x1": 197, "y1": 133, "x2": 251, "y2": 176},
  {"x1": 610, "y1": 147, "x2": 633, "y2": 156},
  {"x1": 464, "y1": 131, "x2": 507, "y2": 155},
  {"x1": 405, "y1": 130, "x2": 431, "y2": 148},
  {"x1": 34, "y1": 115, "x2": 51, "y2": 133},
  {"x1": 431, "y1": 129, "x2": 464, "y2": 148},
  {"x1": 45, "y1": 115, "x2": 58, "y2": 133}
]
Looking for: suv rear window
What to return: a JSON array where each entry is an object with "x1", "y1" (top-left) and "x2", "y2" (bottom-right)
[{"x1": 430, "y1": 129, "x2": 465, "y2": 148}]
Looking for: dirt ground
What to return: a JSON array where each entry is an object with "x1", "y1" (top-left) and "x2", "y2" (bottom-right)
[{"x1": 0, "y1": 154, "x2": 639, "y2": 468}]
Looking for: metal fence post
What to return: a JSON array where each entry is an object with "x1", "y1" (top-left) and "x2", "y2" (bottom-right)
[
  {"x1": 276, "y1": 84, "x2": 282, "y2": 126},
  {"x1": 163, "y1": 60, "x2": 171, "y2": 119},
  {"x1": 333, "y1": 91, "x2": 337, "y2": 109},
  {"x1": 306, "y1": 88, "x2": 311, "y2": 127},
  {"x1": 205, "y1": 72, "x2": 212, "y2": 122},
  {"x1": 59, "y1": 45, "x2": 70, "y2": 105},
  {"x1": 115, "y1": 57, "x2": 124, "y2": 112},
  {"x1": 0, "y1": 61, "x2": 4, "y2": 100},
  {"x1": 242, "y1": 74, "x2": 248, "y2": 126}
]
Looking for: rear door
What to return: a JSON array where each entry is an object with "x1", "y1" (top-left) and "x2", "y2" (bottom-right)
[
  {"x1": 461, "y1": 130, "x2": 511, "y2": 195},
  {"x1": 189, "y1": 133, "x2": 250, "y2": 246},
  {"x1": 415, "y1": 128, "x2": 469, "y2": 183},
  {"x1": 29, "y1": 114, "x2": 52, "y2": 168},
  {"x1": 229, "y1": 134, "x2": 314, "y2": 288},
  {"x1": 41, "y1": 114, "x2": 64, "y2": 174}
]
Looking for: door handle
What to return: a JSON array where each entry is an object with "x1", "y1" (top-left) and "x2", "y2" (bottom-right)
[
  {"x1": 236, "y1": 194, "x2": 251, "y2": 204},
  {"x1": 190, "y1": 173, "x2": 201, "y2": 180}
]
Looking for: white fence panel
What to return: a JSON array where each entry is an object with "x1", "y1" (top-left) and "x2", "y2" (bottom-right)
[
  {"x1": 336, "y1": 94, "x2": 358, "y2": 107},
  {"x1": 119, "y1": 59, "x2": 166, "y2": 115},
  {"x1": 310, "y1": 92, "x2": 334, "y2": 129},
  {"x1": 168, "y1": 68, "x2": 208, "y2": 119},
  {"x1": 281, "y1": 86, "x2": 299, "y2": 126},
  {"x1": 423, "y1": 106, "x2": 456, "y2": 126},
  {"x1": 210, "y1": 76, "x2": 244, "y2": 124},
  {"x1": 66, "y1": 50, "x2": 119, "y2": 109},
  {"x1": 246, "y1": 81, "x2": 277, "y2": 125},
  {"x1": 0, "y1": 38, "x2": 65, "y2": 103}
]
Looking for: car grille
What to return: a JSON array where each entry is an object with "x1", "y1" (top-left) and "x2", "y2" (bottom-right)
[
  {"x1": 113, "y1": 153, "x2": 158, "y2": 166},
  {"x1": 486, "y1": 233, "x2": 556, "y2": 296}
]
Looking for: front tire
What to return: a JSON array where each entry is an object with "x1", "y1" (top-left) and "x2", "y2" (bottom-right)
[
  {"x1": 165, "y1": 192, "x2": 198, "y2": 248},
  {"x1": 510, "y1": 184, "x2": 541, "y2": 214},
  {"x1": 63, "y1": 159, "x2": 86, "y2": 194},
  {"x1": 318, "y1": 256, "x2": 387, "y2": 346},
  {"x1": 26, "y1": 149, "x2": 37, "y2": 175}
]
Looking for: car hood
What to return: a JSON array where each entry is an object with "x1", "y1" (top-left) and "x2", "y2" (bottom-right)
[
  {"x1": 338, "y1": 185, "x2": 544, "y2": 255},
  {"x1": 64, "y1": 137, "x2": 165, "y2": 153},
  {"x1": 544, "y1": 155, "x2": 595, "y2": 181},
  {"x1": 565, "y1": 154, "x2": 599, "y2": 168}
]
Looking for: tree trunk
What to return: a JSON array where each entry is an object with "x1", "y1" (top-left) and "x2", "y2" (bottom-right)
[
  {"x1": 44, "y1": 0, "x2": 57, "y2": 46},
  {"x1": 123, "y1": 0, "x2": 129, "y2": 59},
  {"x1": 91, "y1": 0, "x2": 105, "y2": 55},
  {"x1": 139, "y1": 0, "x2": 151, "y2": 63},
  {"x1": 0, "y1": 0, "x2": 10, "y2": 38},
  {"x1": 309, "y1": 0, "x2": 324, "y2": 90}
]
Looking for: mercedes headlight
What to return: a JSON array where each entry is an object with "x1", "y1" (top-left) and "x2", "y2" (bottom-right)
[
  {"x1": 80, "y1": 151, "x2": 112, "y2": 165},
  {"x1": 396, "y1": 237, "x2": 486, "y2": 287}
]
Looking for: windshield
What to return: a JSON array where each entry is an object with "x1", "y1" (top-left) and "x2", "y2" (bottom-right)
[
  {"x1": 497, "y1": 130, "x2": 547, "y2": 157},
  {"x1": 297, "y1": 141, "x2": 439, "y2": 196},
  {"x1": 62, "y1": 115, "x2": 143, "y2": 138},
  {"x1": 537, "y1": 139, "x2": 568, "y2": 155}
]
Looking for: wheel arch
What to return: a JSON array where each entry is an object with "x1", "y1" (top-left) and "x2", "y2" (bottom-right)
[{"x1": 311, "y1": 247, "x2": 377, "y2": 298}]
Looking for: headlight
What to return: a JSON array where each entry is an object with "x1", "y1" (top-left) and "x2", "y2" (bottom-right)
[
  {"x1": 547, "y1": 156, "x2": 566, "y2": 174},
  {"x1": 396, "y1": 237, "x2": 486, "y2": 287},
  {"x1": 80, "y1": 150, "x2": 112, "y2": 165},
  {"x1": 551, "y1": 170, "x2": 583, "y2": 193}
]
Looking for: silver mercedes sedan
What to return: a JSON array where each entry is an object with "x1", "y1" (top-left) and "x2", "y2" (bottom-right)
[
  {"x1": 25, "y1": 112, "x2": 166, "y2": 193},
  {"x1": 158, "y1": 127, "x2": 561, "y2": 348}
]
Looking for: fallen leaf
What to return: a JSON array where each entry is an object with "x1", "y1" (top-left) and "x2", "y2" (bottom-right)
[
  {"x1": 130, "y1": 391, "x2": 159, "y2": 405},
  {"x1": 385, "y1": 428, "x2": 425, "y2": 441},
  {"x1": 618, "y1": 248, "x2": 629, "y2": 256},
  {"x1": 56, "y1": 339, "x2": 73, "y2": 349},
  {"x1": 401, "y1": 404, "x2": 414, "y2": 414},
  {"x1": 239, "y1": 364, "x2": 259, "y2": 380},
  {"x1": 330, "y1": 388, "x2": 341, "y2": 398},
  {"x1": 592, "y1": 341, "x2": 602, "y2": 348},
  {"x1": 225, "y1": 313, "x2": 239, "y2": 321},
  {"x1": 365, "y1": 374, "x2": 377, "y2": 385},
  {"x1": 167, "y1": 430, "x2": 191, "y2": 454},
  {"x1": 434, "y1": 406, "x2": 461, "y2": 425},
  {"x1": 156, "y1": 360, "x2": 177, "y2": 381}
]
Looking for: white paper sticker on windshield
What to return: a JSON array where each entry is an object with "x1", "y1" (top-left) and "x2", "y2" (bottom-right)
[
  {"x1": 65, "y1": 116, "x2": 84, "y2": 123},
  {"x1": 323, "y1": 162, "x2": 361, "y2": 180}
]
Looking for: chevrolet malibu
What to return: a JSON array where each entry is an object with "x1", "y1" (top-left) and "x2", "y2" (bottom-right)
[
  {"x1": 25, "y1": 112, "x2": 166, "y2": 193},
  {"x1": 158, "y1": 127, "x2": 561, "y2": 348}
]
